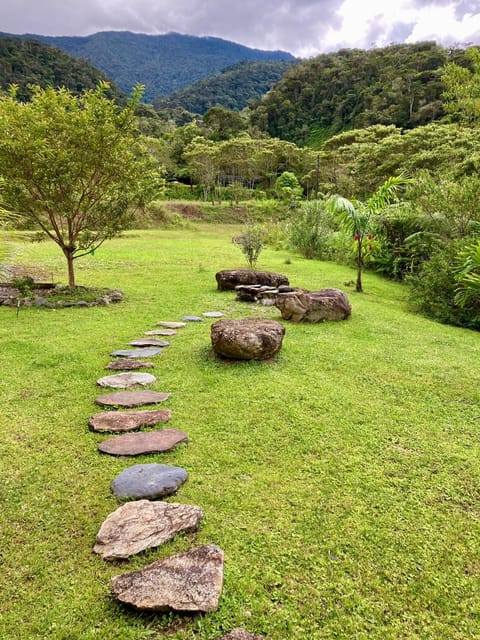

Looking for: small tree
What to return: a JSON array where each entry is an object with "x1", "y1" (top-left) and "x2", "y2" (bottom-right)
[
  {"x1": 327, "y1": 175, "x2": 408, "y2": 292},
  {"x1": 237, "y1": 224, "x2": 265, "y2": 268},
  {"x1": 0, "y1": 83, "x2": 161, "y2": 287},
  {"x1": 274, "y1": 171, "x2": 303, "y2": 202}
]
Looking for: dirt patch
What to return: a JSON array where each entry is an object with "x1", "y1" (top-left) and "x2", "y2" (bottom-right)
[{"x1": 166, "y1": 203, "x2": 204, "y2": 219}]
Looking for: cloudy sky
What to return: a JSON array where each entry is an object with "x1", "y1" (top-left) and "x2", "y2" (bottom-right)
[{"x1": 1, "y1": 0, "x2": 479, "y2": 57}]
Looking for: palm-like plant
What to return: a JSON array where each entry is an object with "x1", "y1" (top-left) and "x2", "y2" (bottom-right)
[
  {"x1": 327, "y1": 175, "x2": 409, "y2": 292},
  {"x1": 454, "y1": 240, "x2": 480, "y2": 307}
]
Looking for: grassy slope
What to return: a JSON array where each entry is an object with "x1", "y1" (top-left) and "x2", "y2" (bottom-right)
[{"x1": 0, "y1": 226, "x2": 479, "y2": 640}]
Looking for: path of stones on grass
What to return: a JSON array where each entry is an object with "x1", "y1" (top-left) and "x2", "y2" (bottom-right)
[{"x1": 85, "y1": 310, "x2": 258, "y2": 636}]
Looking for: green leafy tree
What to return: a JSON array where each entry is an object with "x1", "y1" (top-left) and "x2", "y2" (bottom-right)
[
  {"x1": 274, "y1": 171, "x2": 303, "y2": 202},
  {"x1": 237, "y1": 224, "x2": 265, "y2": 268},
  {"x1": 442, "y1": 47, "x2": 480, "y2": 124},
  {"x1": 0, "y1": 84, "x2": 161, "y2": 287},
  {"x1": 328, "y1": 175, "x2": 408, "y2": 292}
]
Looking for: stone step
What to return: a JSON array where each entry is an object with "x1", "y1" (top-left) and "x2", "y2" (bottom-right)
[
  {"x1": 96, "y1": 372, "x2": 156, "y2": 389},
  {"x1": 110, "y1": 348, "x2": 162, "y2": 358},
  {"x1": 129, "y1": 339, "x2": 170, "y2": 348},
  {"x1": 111, "y1": 463, "x2": 188, "y2": 500},
  {"x1": 106, "y1": 359, "x2": 155, "y2": 371},
  {"x1": 89, "y1": 409, "x2": 172, "y2": 432},
  {"x1": 98, "y1": 428, "x2": 188, "y2": 456},
  {"x1": 95, "y1": 390, "x2": 169, "y2": 408},
  {"x1": 157, "y1": 321, "x2": 186, "y2": 329}
]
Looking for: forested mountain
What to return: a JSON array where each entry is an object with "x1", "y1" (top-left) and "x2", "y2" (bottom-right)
[
  {"x1": 249, "y1": 41, "x2": 473, "y2": 146},
  {"x1": 0, "y1": 36, "x2": 123, "y2": 101},
  {"x1": 8, "y1": 31, "x2": 295, "y2": 103},
  {"x1": 154, "y1": 60, "x2": 295, "y2": 114}
]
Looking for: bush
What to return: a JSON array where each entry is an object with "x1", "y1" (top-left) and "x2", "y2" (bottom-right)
[
  {"x1": 236, "y1": 224, "x2": 265, "y2": 268},
  {"x1": 288, "y1": 200, "x2": 336, "y2": 259}
]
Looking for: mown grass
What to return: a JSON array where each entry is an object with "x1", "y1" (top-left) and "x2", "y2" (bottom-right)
[{"x1": 1, "y1": 226, "x2": 479, "y2": 640}]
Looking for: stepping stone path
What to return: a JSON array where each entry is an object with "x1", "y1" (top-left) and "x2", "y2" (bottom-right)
[
  {"x1": 157, "y1": 321, "x2": 186, "y2": 328},
  {"x1": 145, "y1": 329, "x2": 177, "y2": 336},
  {"x1": 111, "y1": 544, "x2": 224, "y2": 612},
  {"x1": 129, "y1": 338, "x2": 170, "y2": 348},
  {"x1": 93, "y1": 500, "x2": 204, "y2": 560},
  {"x1": 96, "y1": 372, "x2": 156, "y2": 389},
  {"x1": 106, "y1": 359, "x2": 155, "y2": 370},
  {"x1": 111, "y1": 348, "x2": 162, "y2": 358},
  {"x1": 89, "y1": 409, "x2": 172, "y2": 432},
  {"x1": 95, "y1": 390, "x2": 169, "y2": 408},
  {"x1": 98, "y1": 428, "x2": 188, "y2": 456},
  {"x1": 111, "y1": 463, "x2": 188, "y2": 500},
  {"x1": 203, "y1": 311, "x2": 224, "y2": 318},
  {"x1": 182, "y1": 315, "x2": 203, "y2": 322}
]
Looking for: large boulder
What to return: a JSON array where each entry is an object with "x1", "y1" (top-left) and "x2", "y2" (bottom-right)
[
  {"x1": 216, "y1": 269, "x2": 289, "y2": 291},
  {"x1": 275, "y1": 288, "x2": 352, "y2": 323},
  {"x1": 211, "y1": 318, "x2": 285, "y2": 360}
]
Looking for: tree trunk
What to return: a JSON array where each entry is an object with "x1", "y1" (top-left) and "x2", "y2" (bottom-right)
[
  {"x1": 356, "y1": 240, "x2": 363, "y2": 293},
  {"x1": 64, "y1": 248, "x2": 76, "y2": 288}
]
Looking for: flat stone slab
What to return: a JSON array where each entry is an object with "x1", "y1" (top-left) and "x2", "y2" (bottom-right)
[
  {"x1": 145, "y1": 329, "x2": 177, "y2": 336},
  {"x1": 182, "y1": 315, "x2": 203, "y2": 322},
  {"x1": 93, "y1": 500, "x2": 204, "y2": 560},
  {"x1": 96, "y1": 372, "x2": 156, "y2": 389},
  {"x1": 111, "y1": 348, "x2": 162, "y2": 358},
  {"x1": 203, "y1": 311, "x2": 224, "y2": 318},
  {"x1": 89, "y1": 409, "x2": 172, "y2": 432},
  {"x1": 111, "y1": 544, "x2": 224, "y2": 612},
  {"x1": 111, "y1": 463, "x2": 188, "y2": 500},
  {"x1": 217, "y1": 631, "x2": 265, "y2": 640},
  {"x1": 106, "y1": 359, "x2": 155, "y2": 371},
  {"x1": 157, "y1": 321, "x2": 186, "y2": 329},
  {"x1": 95, "y1": 390, "x2": 170, "y2": 408},
  {"x1": 98, "y1": 429, "x2": 188, "y2": 456},
  {"x1": 129, "y1": 339, "x2": 170, "y2": 348}
]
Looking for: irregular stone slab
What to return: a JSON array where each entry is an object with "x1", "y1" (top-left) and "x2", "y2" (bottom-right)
[
  {"x1": 106, "y1": 359, "x2": 155, "y2": 371},
  {"x1": 157, "y1": 321, "x2": 186, "y2": 329},
  {"x1": 129, "y1": 339, "x2": 170, "y2": 348},
  {"x1": 211, "y1": 318, "x2": 285, "y2": 360},
  {"x1": 98, "y1": 428, "x2": 188, "y2": 456},
  {"x1": 217, "y1": 631, "x2": 264, "y2": 640},
  {"x1": 93, "y1": 500, "x2": 204, "y2": 560},
  {"x1": 111, "y1": 463, "x2": 188, "y2": 500},
  {"x1": 145, "y1": 329, "x2": 177, "y2": 336},
  {"x1": 96, "y1": 372, "x2": 156, "y2": 389},
  {"x1": 216, "y1": 269, "x2": 289, "y2": 291},
  {"x1": 111, "y1": 348, "x2": 162, "y2": 358},
  {"x1": 182, "y1": 315, "x2": 203, "y2": 322},
  {"x1": 111, "y1": 544, "x2": 224, "y2": 612},
  {"x1": 203, "y1": 311, "x2": 223, "y2": 318},
  {"x1": 275, "y1": 288, "x2": 352, "y2": 322},
  {"x1": 89, "y1": 409, "x2": 172, "y2": 432},
  {"x1": 95, "y1": 390, "x2": 170, "y2": 408}
]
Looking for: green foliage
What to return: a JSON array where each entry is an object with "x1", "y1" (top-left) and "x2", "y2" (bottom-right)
[
  {"x1": 288, "y1": 199, "x2": 335, "y2": 259},
  {"x1": 155, "y1": 60, "x2": 294, "y2": 113},
  {"x1": 0, "y1": 35, "x2": 124, "y2": 102},
  {"x1": 203, "y1": 106, "x2": 247, "y2": 141},
  {"x1": 442, "y1": 46, "x2": 480, "y2": 124},
  {"x1": 22, "y1": 31, "x2": 294, "y2": 103},
  {"x1": 250, "y1": 42, "x2": 457, "y2": 145},
  {"x1": 0, "y1": 84, "x2": 162, "y2": 286},
  {"x1": 454, "y1": 239, "x2": 480, "y2": 308},
  {"x1": 236, "y1": 224, "x2": 265, "y2": 268},
  {"x1": 274, "y1": 171, "x2": 303, "y2": 202}
]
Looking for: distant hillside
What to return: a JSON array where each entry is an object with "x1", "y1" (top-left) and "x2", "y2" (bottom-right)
[
  {"x1": 249, "y1": 41, "x2": 473, "y2": 146},
  {"x1": 0, "y1": 35, "x2": 123, "y2": 101},
  {"x1": 154, "y1": 59, "x2": 295, "y2": 114},
  {"x1": 9, "y1": 31, "x2": 295, "y2": 103}
]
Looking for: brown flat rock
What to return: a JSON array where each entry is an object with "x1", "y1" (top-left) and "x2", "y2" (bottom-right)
[
  {"x1": 98, "y1": 428, "x2": 188, "y2": 456},
  {"x1": 130, "y1": 339, "x2": 170, "y2": 348},
  {"x1": 111, "y1": 544, "x2": 224, "y2": 612},
  {"x1": 145, "y1": 329, "x2": 177, "y2": 336},
  {"x1": 95, "y1": 390, "x2": 170, "y2": 408},
  {"x1": 157, "y1": 321, "x2": 186, "y2": 329},
  {"x1": 93, "y1": 500, "x2": 204, "y2": 560},
  {"x1": 96, "y1": 372, "x2": 156, "y2": 389},
  {"x1": 89, "y1": 409, "x2": 172, "y2": 432},
  {"x1": 106, "y1": 359, "x2": 155, "y2": 371}
]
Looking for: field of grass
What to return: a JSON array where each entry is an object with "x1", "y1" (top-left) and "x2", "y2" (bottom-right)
[{"x1": 1, "y1": 225, "x2": 479, "y2": 640}]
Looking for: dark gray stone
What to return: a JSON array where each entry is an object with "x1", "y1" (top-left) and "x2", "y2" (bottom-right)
[
  {"x1": 111, "y1": 544, "x2": 224, "y2": 612},
  {"x1": 110, "y1": 348, "x2": 162, "y2": 358},
  {"x1": 182, "y1": 315, "x2": 203, "y2": 322},
  {"x1": 111, "y1": 463, "x2": 188, "y2": 500}
]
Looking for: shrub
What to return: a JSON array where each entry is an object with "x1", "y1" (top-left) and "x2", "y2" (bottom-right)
[
  {"x1": 288, "y1": 199, "x2": 336, "y2": 259},
  {"x1": 236, "y1": 224, "x2": 265, "y2": 268}
]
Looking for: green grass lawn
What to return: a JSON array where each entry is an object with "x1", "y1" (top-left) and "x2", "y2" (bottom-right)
[{"x1": 1, "y1": 226, "x2": 479, "y2": 640}]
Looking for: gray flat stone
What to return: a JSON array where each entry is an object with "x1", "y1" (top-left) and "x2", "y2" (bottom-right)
[
  {"x1": 95, "y1": 390, "x2": 170, "y2": 408},
  {"x1": 111, "y1": 348, "x2": 162, "y2": 358},
  {"x1": 157, "y1": 321, "x2": 186, "y2": 329},
  {"x1": 129, "y1": 339, "x2": 170, "y2": 348},
  {"x1": 96, "y1": 372, "x2": 156, "y2": 389},
  {"x1": 93, "y1": 500, "x2": 204, "y2": 560},
  {"x1": 111, "y1": 463, "x2": 188, "y2": 500},
  {"x1": 106, "y1": 359, "x2": 155, "y2": 371},
  {"x1": 203, "y1": 311, "x2": 224, "y2": 318},
  {"x1": 182, "y1": 315, "x2": 203, "y2": 322},
  {"x1": 145, "y1": 329, "x2": 177, "y2": 336},
  {"x1": 98, "y1": 428, "x2": 188, "y2": 456},
  {"x1": 89, "y1": 409, "x2": 172, "y2": 432},
  {"x1": 111, "y1": 544, "x2": 224, "y2": 612}
]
